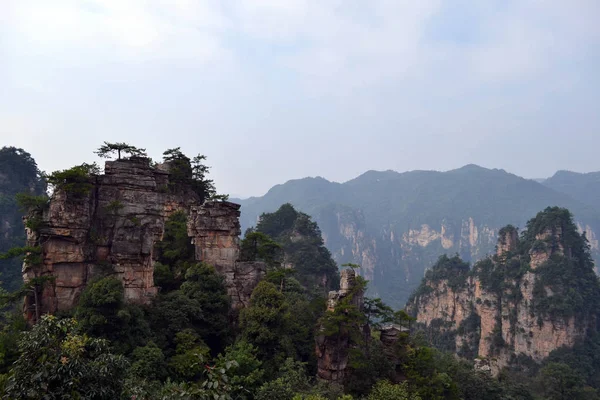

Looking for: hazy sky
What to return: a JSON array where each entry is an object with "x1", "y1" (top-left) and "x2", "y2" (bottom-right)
[{"x1": 1, "y1": 1, "x2": 599, "y2": 197}]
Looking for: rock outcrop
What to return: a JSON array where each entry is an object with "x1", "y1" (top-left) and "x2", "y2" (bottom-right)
[
  {"x1": 188, "y1": 201, "x2": 265, "y2": 309},
  {"x1": 316, "y1": 268, "x2": 365, "y2": 383},
  {"x1": 22, "y1": 159, "x2": 263, "y2": 321},
  {"x1": 408, "y1": 208, "x2": 600, "y2": 374},
  {"x1": 236, "y1": 167, "x2": 600, "y2": 310},
  {"x1": 379, "y1": 324, "x2": 410, "y2": 382}
]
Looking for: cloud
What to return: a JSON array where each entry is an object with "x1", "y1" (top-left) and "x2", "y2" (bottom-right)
[
  {"x1": 1, "y1": 0, "x2": 599, "y2": 196},
  {"x1": 3, "y1": 0, "x2": 229, "y2": 64},
  {"x1": 5, "y1": 0, "x2": 597, "y2": 84}
]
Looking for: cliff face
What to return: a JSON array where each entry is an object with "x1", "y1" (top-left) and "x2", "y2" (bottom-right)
[
  {"x1": 236, "y1": 166, "x2": 600, "y2": 310},
  {"x1": 23, "y1": 159, "x2": 263, "y2": 321},
  {"x1": 188, "y1": 201, "x2": 266, "y2": 309},
  {"x1": 408, "y1": 208, "x2": 600, "y2": 373}
]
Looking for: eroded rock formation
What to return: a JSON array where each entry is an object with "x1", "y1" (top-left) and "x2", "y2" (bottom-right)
[
  {"x1": 23, "y1": 159, "x2": 263, "y2": 321},
  {"x1": 188, "y1": 201, "x2": 265, "y2": 309},
  {"x1": 316, "y1": 268, "x2": 365, "y2": 383},
  {"x1": 408, "y1": 209, "x2": 599, "y2": 374}
]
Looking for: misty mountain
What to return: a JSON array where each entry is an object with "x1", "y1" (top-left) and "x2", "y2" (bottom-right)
[
  {"x1": 542, "y1": 170, "x2": 600, "y2": 210},
  {"x1": 0, "y1": 147, "x2": 46, "y2": 291},
  {"x1": 233, "y1": 165, "x2": 600, "y2": 308}
]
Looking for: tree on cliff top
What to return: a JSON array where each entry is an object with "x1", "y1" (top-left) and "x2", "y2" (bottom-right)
[
  {"x1": 254, "y1": 203, "x2": 339, "y2": 292},
  {"x1": 95, "y1": 142, "x2": 147, "y2": 160},
  {"x1": 162, "y1": 147, "x2": 228, "y2": 202}
]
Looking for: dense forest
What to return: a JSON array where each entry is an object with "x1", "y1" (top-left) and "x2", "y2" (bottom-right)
[
  {"x1": 0, "y1": 145, "x2": 599, "y2": 399},
  {"x1": 234, "y1": 165, "x2": 600, "y2": 308}
]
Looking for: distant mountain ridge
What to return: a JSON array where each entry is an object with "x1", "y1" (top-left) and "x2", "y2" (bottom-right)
[
  {"x1": 233, "y1": 165, "x2": 600, "y2": 308},
  {"x1": 542, "y1": 170, "x2": 600, "y2": 209}
]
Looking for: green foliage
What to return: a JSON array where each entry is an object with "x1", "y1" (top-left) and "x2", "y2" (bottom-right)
[
  {"x1": 456, "y1": 311, "x2": 481, "y2": 359},
  {"x1": 535, "y1": 362, "x2": 590, "y2": 400},
  {"x1": 180, "y1": 263, "x2": 231, "y2": 351},
  {"x1": 148, "y1": 262, "x2": 231, "y2": 356},
  {"x1": 94, "y1": 141, "x2": 147, "y2": 160},
  {"x1": 0, "y1": 245, "x2": 42, "y2": 266},
  {"x1": 162, "y1": 147, "x2": 223, "y2": 203},
  {"x1": 154, "y1": 211, "x2": 196, "y2": 291},
  {"x1": 523, "y1": 207, "x2": 600, "y2": 321},
  {"x1": 521, "y1": 207, "x2": 585, "y2": 254},
  {"x1": 255, "y1": 358, "x2": 313, "y2": 400},
  {"x1": 240, "y1": 229, "x2": 284, "y2": 267},
  {"x1": 75, "y1": 276, "x2": 124, "y2": 335},
  {"x1": 426, "y1": 254, "x2": 470, "y2": 290},
  {"x1": 532, "y1": 252, "x2": 600, "y2": 322},
  {"x1": 0, "y1": 311, "x2": 26, "y2": 375},
  {"x1": 408, "y1": 254, "x2": 470, "y2": 314},
  {"x1": 320, "y1": 283, "x2": 366, "y2": 341},
  {"x1": 254, "y1": 204, "x2": 339, "y2": 292},
  {"x1": 236, "y1": 164, "x2": 600, "y2": 308},
  {"x1": 15, "y1": 192, "x2": 48, "y2": 212},
  {"x1": 75, "y1": 276, "x2": 151, "y2": 353},
  {"x1": 367, "y1": 380, "x2": 420, "y2": 400},
  {"x1": 257, "y1": 203, "x2": 299, "y2": 237},
  {"x1": 169, "y1": 343, "x2": 211, "y2": 381},
  {"x1": 0, "y1": 147, "x2": 46, "y2": 291},
  {"x1": 24, "y1": 214, "x2": 44, "y2": 232},
  {"x1": 215, "y1": 340, "x2": 264, "y2": 398},
  {"x1": 363, "y1": 297, "x2": 394, "y2": 329},
  {"x1": 130, "y1": 341, "x2": 168, "y2": 382},
  {"x1": 4, "y1": 315, "x2": 128, "y2": 399},
  {"x1": 135, "y1": 356, "x2": 240, "y2": 399},
  {"x1": 47, "y1": 162, "x2": 100, "y2": 197},
  {"x1": 345, "y1": 339, "x2": 394, "y2": 396},
  {"x1": 546, "y1": 333, "x2": 600, "y2": 391},
  {"x1": 0, "y1": 147, "x2": 46, "y2": 195},
  {"x1": 240, "y1": 281, "x2": 290, "y2": 374},
  {"x1": 292, "y1": 395, "x2": 328, "y2": 400},
  {"x1": 151, "y1": 214, "x2": 231, "y2": 354}
]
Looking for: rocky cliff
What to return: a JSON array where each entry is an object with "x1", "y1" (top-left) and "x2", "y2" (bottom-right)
[
  {"x1": 235, "y1": 166, "x2": 600, "y2": 309},
  {"x1": 22, "y1": 158, "x2": 263, "y2": 321},
  {"x1": 407, "y1": 207, "x2": 600, "y2": 374},
  {"x1": 316, "y1": 268, "x2": 366, "y2": 383}
]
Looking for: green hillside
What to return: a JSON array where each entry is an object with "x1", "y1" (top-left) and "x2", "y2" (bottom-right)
[
  {"x1": 543, "y1": 170, "x2": 600, "y2": 210},
  {"x1": 235, "y1": 165, "x2": 600, "y2": 308},
  {"x1": 0, "y1": 147, "x2": 47, "y2": 291}
]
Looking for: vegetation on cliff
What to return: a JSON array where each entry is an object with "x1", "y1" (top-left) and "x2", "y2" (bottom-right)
[
  {"x1": 161, "y1": 147, "x2": 225, "y2": 202},
  {"x1": 235, "y1": 166, "x2": 600, "y2": 309},
  {"x1": 242, "y1": 203, "x2": 340, "y2": 292},
  {"x1": 0, "y1": 194, "x2": 537, "y2": 399},
  {"x1": 0, "y1": 147, "x2": 46, "y2": 292},
  {"x1": 409, "y1": 207, "x2": 600, "y2": 398},
  {"x1": 2, "y1": 147, "x2": 600, "y2": 398}
]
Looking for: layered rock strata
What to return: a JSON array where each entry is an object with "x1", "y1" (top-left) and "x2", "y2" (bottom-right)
[
  {"x1": 23, "y1": 159, "x2": 263, "y2": 321},
  {"x1": 408, "y1": 215, "x2": 597, "y2": 374}
]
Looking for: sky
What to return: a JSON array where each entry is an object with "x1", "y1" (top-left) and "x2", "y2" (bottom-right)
[{"x1": 1, "y1": 1, "x2": 599, "y2": 198}]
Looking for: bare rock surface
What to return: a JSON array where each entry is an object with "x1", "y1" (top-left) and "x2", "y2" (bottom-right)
[{"x1": 23, "y1": 159, "x2": 263, "y2": 321}]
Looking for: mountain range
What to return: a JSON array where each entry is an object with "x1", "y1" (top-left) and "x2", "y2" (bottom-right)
[{"x1": 233, "y1": 165, "x2": 600, "y2": 308}]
